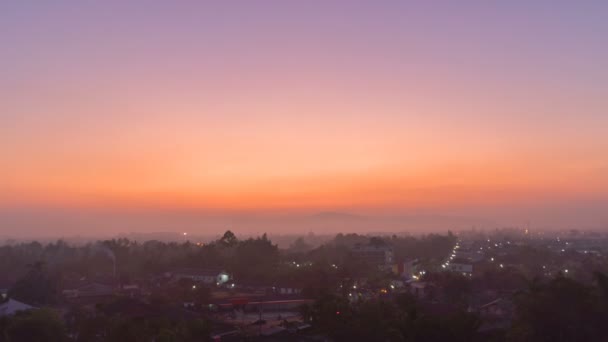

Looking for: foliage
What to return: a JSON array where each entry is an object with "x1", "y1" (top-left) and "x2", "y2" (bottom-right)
[
  {"x1": 229, "y1": 234, "x2": 279, "y2": 282},
  {"x1": 0, "y1": 309, "x2": 67, "y2": 342},
  {"x1": 8, "y1": 262, "x2": 59, "y2": 306},
  {"x1": 302, "y1": 292, "x2": 481, "y2": 342},
  {"x1": 218, "y1": 230, "x2": 238, "y2": 248},
  {"x1": 508, "y1": 275, "x2": 607, "y2": 342}
]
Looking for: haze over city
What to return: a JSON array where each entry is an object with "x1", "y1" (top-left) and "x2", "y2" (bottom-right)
[
  {"x1": 2, "y1": 2, "x2": 607, "y2": 237},
  {"x1": 4, "y1": 3, "x2": 608, "y2": 342}
]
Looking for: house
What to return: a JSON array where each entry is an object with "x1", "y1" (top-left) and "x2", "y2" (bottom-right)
[
  {"x1": 477, "y1": 298, "x2": 514, "y2": 332},
  {"x1": 211, "y1": 324, "x2": 242, "y2": 342},
  {"x1": 478, "y1": 298, "x2": 513, "y2": 318},
  {"x1": 0, "y1": 299, "x2": 35, "y2": 317},
  {"x1": 63, "y1": 282, "x2": 115, "y2": 301},
  {"x1": 119, "y1": 283, "x2": 141, "y2": 298}
]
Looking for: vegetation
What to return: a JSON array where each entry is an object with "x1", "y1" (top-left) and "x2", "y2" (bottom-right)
[
  {"x1": 0, "y1": 309, "x2": 67, "y2": 342},
  {"x1": 2, "y1": 231, "x2": 608, "y2": 341},
  {"x1": 301, "y1": 292, "x2": 481, "y2": 342}
]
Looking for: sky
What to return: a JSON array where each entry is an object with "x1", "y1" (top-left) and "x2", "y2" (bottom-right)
[{"x1": 1, "y1": 1, "x2": 607, "y2": 236}]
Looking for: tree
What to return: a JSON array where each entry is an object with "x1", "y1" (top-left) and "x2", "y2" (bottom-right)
[
  {"x1": 303, "y1": 293, "x2": 354, "y2": 340},
  {"x1": 304, "y1": 287, "x2": 482, "y2": 342},
  {"x1": 219, "y1": 231, "x2": 238, "y2": 248},
  {"x1": 369, "y1": 237, "x2": 387, "y2": 247},
  {"x1": 8, "y1": 262, "x2": 59, "y2": 306},
  {"x1": 509, "y1": 275, "x2": 605, "y2": 342},
  {"x1": 230, "y1": 235, "x2": 279, "y2": 281},
  {"x1": 424, "y1": 272, "x2": 471, "y2": 307},
  {"x1": 173, "y1": 278, "x2": 211, "y2": 305},
  {"x1": 288, "y1": 237, "x2": 312, "y2": 254},
  {"x1": 2, "y1": 309, "x2": 67, "y2": 342}
]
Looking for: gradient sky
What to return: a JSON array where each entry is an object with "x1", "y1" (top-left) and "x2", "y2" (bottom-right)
[{"x1": 1, "y1": 2, "x2": 607, "y2": 235}]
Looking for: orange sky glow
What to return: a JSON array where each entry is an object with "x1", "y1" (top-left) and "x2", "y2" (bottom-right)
[{"x1": 1, "y1": 2, "x2": 607, "y2": 234}]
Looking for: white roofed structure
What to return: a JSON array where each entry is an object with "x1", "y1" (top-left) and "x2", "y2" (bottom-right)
[{"x1": 0, "y1": 299, "x2": 35, "y2": 316}]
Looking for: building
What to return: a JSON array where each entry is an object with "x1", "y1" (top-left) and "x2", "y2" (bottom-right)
[
  {"x1": 63, "y1": 282, "x2": 115, "y2": 300},
  {"x1": 351, "y1": 244, "x2": 394, "y2": 270},
  {"x1": 0, "y1": 299, "x2": 35, "y2": 317},
  {"x1": 476, "y1": 298, "x2": 514, "y2": 332},
  {"x1": 408, "y1": 282, "x2": 429, "y2": 299},
  {"x1": 172, "y1": 269, "x2": 230, "y2": 285},
  {"x1": 275, "y1": 285, "x2": 302, "y2": 296},
  {"x1": 448, "y1": 263, "x2": 473, "y2": 276},
  {"x1": 393, "y1": 259, "x2": 420, "y2": 278}
]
